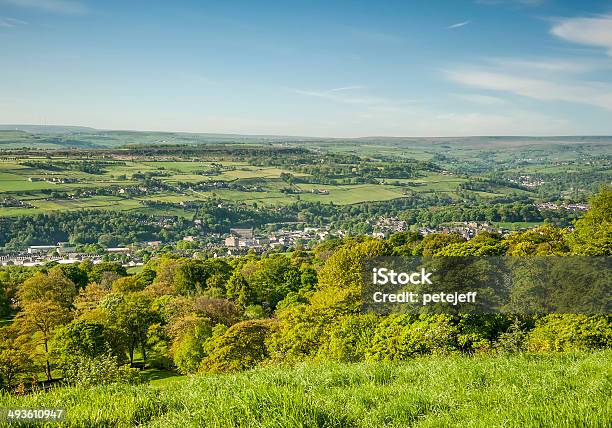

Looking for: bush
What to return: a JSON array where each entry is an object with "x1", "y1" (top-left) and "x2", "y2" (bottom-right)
[
  {"x1": 317, "y1": 314, "x2": 379, "y2": 362},
  {"x1": 495, "y1": 320, "x2": 528, "y2": 353},
  {"x1": 366, "y1": 314, "x2": 458, "y2": 361},
  {"x1": 527, "y1": 314, "x2": 612, "y2": 352},
  {"x1": 63, "y1": 354, "x2": 141, "y2": 387},
  {"x1": 456, "y1": 314, "x2": 512, "y2": 353}
]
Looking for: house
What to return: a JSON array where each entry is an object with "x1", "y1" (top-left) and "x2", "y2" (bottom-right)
[
  {"x1": 224, "y1": 236, "x2": 239, "y2": 248},
  {"x1": 311, "y1": 189, "x2": 330, "y2": 195}
]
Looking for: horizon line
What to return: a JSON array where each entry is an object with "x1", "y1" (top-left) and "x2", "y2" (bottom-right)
[{"x1": 1, "y1": 123, "x2": 612, "y2": 140}]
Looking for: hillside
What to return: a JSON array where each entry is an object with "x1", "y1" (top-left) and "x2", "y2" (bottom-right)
[{"x1": 1, "y1": 353, "x2": 609, "y2": 427}]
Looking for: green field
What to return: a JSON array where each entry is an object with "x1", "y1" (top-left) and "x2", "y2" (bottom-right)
[
  {"x1": 297, "y1": 184, "x2": 407, "y2": 204},
  {"x1": 1, "y1": 131, "x2": 610, "y2": 222},
  {"x1": 1, "y1": 352, "x2": 609, "y2": 427},
  {"x1": 0, "y1": 156, "x2": 466, "y2": 215}
]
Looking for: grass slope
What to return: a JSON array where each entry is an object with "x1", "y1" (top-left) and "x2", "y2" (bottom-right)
[{"x1": 1, "y1": 352, "x2": 610, "y2": 427}]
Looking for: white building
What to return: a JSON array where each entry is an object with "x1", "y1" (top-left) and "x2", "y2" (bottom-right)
[{"x1": 27, "y1": 245, "x2": 58, "y2": 254}]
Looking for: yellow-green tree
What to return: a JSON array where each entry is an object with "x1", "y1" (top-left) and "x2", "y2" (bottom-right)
[
  {"x1": 569, "y1": 187, "x2": 611, "y2": 255},
  {"x1": 14, "y1": 268, "x2": 76, "y2": 381}
]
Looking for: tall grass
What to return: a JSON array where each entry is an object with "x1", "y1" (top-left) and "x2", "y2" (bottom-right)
[{"x1": 1, "y1": 352, "x2": 610, "y2": 427}]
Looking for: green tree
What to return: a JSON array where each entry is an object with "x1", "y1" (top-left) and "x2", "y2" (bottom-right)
[
  {"x1": 0, "y1": 329, "x2": 34, "y2": 391},
  {"x1": 0, "y1": 279, "x2": 11, "y2": 318},
  {"x1": 173, "y1": 260, "x2": 208, "y2": 295},
  {"x1": 569, "y1": 187, "x2": 611, "y2": 255},
  {"x1": 17, "y1": 268, "x2": 77, "y2": 308},
  {"x1": 89, "y1": 262, "x2": 127, "y2": 284},
  {"x1": 54, "y1": 320, "x2": 112, "y2": 362},
  {"x1": 112, "y1": 275, "x2": 145, "y2": 293},
  {"x1": 171, "y1": 318, "x2": 212, "y2": 374},
  {"x1": 269, "y1": 239, "x2": 391, "y2": 362},
  {"x1": 415, "y1": 234, "x2": 465, "y2": 256},
  {"x1": 15, "y1": 300, "x2": 71, "y2": 381},
  {"x1": 504, "y1": 225, "x2": 569, "y2": 256},
  {"x1": 57, "y1": 264, "x2": 89, "y2": 289},
  {"x1": 299, "y1": 265, "x2": 317, "y2": 292},
  {"x1": 102, "y1": 293, "x2": 156, "y2": 366},
  {"x1": 200, "y1": 320, "x2": 275, "y2": 373},
  {"x1": 226, "y1": 269, "x2": 253, "y2": 308},
  {"x1": 14, "y1": 269, "x2": 76, "y2": 380},
  {"x1": 242, "y1": 255, "x2": 301, "y2": 309},
  {"x1": 317, "y1": 314, "x2": 379, "y2": 362}
]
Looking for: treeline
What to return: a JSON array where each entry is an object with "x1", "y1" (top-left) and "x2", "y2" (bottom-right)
[
  {"x1": 251, "y1": 151, "x2": 438, "y2": 184},
  {"x1": 121, "y1": 145, "x2": 310, "y2": 160},
  {"x1": 279, "y1": 161, "x2": 435, "y2": 185},
  {"x1": 21, "y1": 160, "x2": 119, "y2": 175},
  {"x1": 0, "y1": 212, "x2": 196, "y2": 249},
  {"x1": 0, "y1": 188, "x2": 609, "y2": 391},
  {"x1": 459, "y1": 177, "x2": 532, "y2": 193},
  {"x1": 0, "y1": 194, "x2": 463, "y2": 248},
  {"x1": 408, "y1": 202, "x2": 543, "y2": 224}
]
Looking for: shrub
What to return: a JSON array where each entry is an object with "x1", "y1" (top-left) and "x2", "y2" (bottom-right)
[
  {"x1": 495, "y1": 320, "x2": 528, "y2": 353},
  {"x1": 527, "y1": 314, "x2": 612, "y2": 352},
  {"x1": 317, "y1": 314, "x2": 379, "y2": 362},
  {"x1": 456, "y1": 314, "x2": 512, "y2": 353},
  {"x1": 366, "y1": 314, "x2": 458, "y2": 361},
  {"x1": 63, "y1": 354, "x2": 141, "y2": 388}
]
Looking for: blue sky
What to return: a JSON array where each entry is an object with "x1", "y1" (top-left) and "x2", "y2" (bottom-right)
[{"x1": 1, "y1": 0, "x2": 612, "y2": 137}]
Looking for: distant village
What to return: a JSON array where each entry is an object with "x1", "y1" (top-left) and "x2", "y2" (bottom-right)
[
  {"x1": 534, "y1": 202, "x2": 589, "y2": 212},
  {"x1": 370, "y1": 217, "x2": 508, "y2": 240},
  {"x1": 0, "y1": 225, "x2": 341, "y2": 267},
  {"x1": 0, "y1": 215, "x2": 544, "y2": 268}
]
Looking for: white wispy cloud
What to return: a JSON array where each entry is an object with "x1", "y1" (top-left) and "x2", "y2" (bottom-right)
[
  {"x1": 446, "y1": 68, "x2": 612, "y2": 110},
  {"x1": 447, "y1": 21, "x2": 470, "y2": 29},
  {"x1": 490, "y1": 58, "x2": 598, "y2": 74},
  {"x1": 551, "y1": 14, "x2": 612, "y2": 57},
  {"x1": 292, "y1": 88, "x2": 388, "y2": 106},
  {"x1": 328, "y1": 85, "x2": 365, "y2": 92},
  {"x1": 445, "y1": 14, "x2": 612, "y2": 113},
  {"x1": 0, "y1": 16, "x2": 27, "y2": 27},
  {"x1": 1, "y1": 0, "x2": 87, "y2": 14}
]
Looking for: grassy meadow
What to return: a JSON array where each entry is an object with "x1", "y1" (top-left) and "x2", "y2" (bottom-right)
[
  {"x1": 1, "y1": 352, "x2": 610, "y2": 427},
  {"x1": 0, "y1": 156, "x2": 468, "y2": 217}
]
